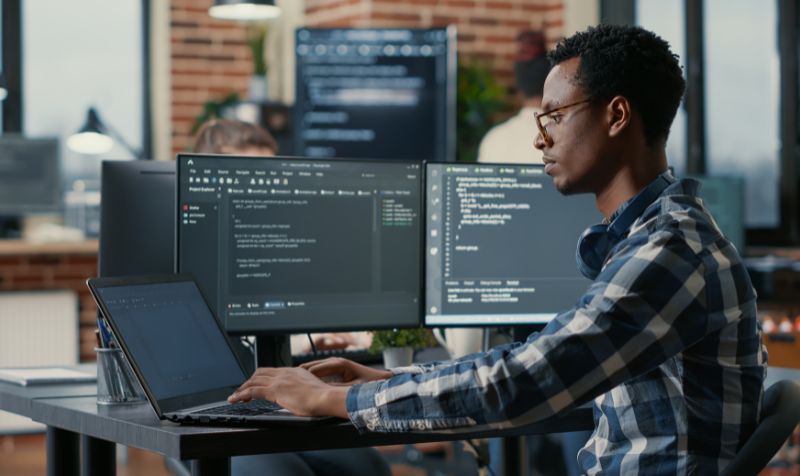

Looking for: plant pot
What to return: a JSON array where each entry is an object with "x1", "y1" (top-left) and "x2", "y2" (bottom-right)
[
  {"x1": 382, "y1": 347, "x2": 414, "y2": 368},
  {"x1": 248, "y1": 75, "x2": 268, "y2": 102}
]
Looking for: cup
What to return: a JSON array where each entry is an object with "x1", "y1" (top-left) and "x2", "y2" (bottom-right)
[
  {"x1": 95, "y1": 347, "x2": 147, "y2": 405},
  {"x1": 433, "y1": 328, "x2": 484, "y2": 359}
]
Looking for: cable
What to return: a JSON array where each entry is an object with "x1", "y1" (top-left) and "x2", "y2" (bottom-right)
[{"x1": 306, "y1": 333, "x2": 318, "y2": 356}]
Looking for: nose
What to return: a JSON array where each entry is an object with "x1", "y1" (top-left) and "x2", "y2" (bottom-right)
[{"x1": 533, "y1": 131, "x2": 549, "y2": 150}]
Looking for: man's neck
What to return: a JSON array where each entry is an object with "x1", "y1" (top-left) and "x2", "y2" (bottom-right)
[{"x1": 595, "y1": 151, "x2": 668, "y2": 219}]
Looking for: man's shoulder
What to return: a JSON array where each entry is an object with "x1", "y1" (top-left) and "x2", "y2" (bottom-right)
[{"x1": 631, "y1": 186, "x2": 739, "y2": 263}]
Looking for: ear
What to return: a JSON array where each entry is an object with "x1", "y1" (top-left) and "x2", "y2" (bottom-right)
[{"x1": 606, "y1": 95, "x2": 631, "y2": 138}]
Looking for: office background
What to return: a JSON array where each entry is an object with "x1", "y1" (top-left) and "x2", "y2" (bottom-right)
[{"x1": 1, "y1": 0, "x2": 800, "y2": 474}]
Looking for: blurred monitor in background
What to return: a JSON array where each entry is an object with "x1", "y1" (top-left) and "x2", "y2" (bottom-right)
[
  {"x1": 294, "y1": 27, "x2": 456, "y2": 162},
  {"x1": 0, "y1": 135, "x2": 61, "y2": 238},
  {"x1": 689, "y1": 175, "x2": 746, "y2": 252}
]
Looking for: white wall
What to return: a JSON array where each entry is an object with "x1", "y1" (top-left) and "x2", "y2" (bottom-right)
[
  {"x1": 23, "y1": 0, "x2": 143, "y2": 190},
  {"x1": 563, "y1": 0, "x2": 600, "y2": 37}
]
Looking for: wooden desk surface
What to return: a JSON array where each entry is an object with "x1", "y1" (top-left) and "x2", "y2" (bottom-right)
[
  {"x1": 0, "y1": 381, "x2": 98, "y2": 416},
  {"x1": 0, "y1": 239, "x2": 98, "y2": 256}
]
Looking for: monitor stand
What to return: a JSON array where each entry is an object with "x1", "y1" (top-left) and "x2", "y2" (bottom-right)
[{"x1": 255, "y1": 335, "x2": 292, "y2": 368}]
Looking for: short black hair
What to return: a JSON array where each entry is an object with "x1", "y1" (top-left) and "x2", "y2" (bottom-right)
[
  {"x1": 514, "y1": 30, "x2": 550, "y2": 98},
  {"x1": 548, "y1": 24, "x2": 685, "y2": 146},
  {"x1": 515, "y1": 56, "x2": 550, "y2": 98}
]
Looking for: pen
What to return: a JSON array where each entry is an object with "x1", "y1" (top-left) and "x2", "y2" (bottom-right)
[{"x1": 96, "y1": 318, "x2": 114, "y2": 348}]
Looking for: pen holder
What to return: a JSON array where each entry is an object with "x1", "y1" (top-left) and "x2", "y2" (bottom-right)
[{"x1": 95, "y1": 347, "x2": 146, "y2": 405}]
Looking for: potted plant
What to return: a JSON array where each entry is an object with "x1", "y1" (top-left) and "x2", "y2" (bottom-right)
[
  {"x1": 370, "y1": 328, "x2": 436, "y2": 368},
  {"x1": 246, "y1": 24, "x2": 269, "y2": 101},
  {"x1": 191, "y1": 92, "x2": 241, "y2": 135},
  {"x1": 456, "y1": 60, "x2": 508, "y2": 162}
]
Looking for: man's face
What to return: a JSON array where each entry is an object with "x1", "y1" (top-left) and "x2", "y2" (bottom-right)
[{"x1": 534, "y1": 57, "x2": 609, "y2": 195}]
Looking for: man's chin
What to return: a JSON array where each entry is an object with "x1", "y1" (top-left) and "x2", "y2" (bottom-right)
[
  {"x1": 553, "y1": 178, "x2": 588, "y2": 196},
  {"x1": 553, "y1": 178, "x2": 574, "y2": 195}
]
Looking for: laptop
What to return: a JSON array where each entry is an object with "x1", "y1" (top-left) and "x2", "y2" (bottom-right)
[{"x1": 86, "y1": 274, "x2": 335, "y2": 426}]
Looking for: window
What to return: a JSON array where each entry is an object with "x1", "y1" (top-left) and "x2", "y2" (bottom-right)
[
  {"x1": 636, "y1": 0, "x2": 687, "y2": 178},
  {"x1": 22, "y1": 0, "x2": 144, "y2": 191},
  {"x1": 704, "y1": 0, "x2": 779, "y2": 228},
  {"x1": 608, "y1": 0, "x2": 797, "y2": 244}
]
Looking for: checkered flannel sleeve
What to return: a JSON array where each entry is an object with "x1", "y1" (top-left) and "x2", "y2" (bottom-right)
[{"x1": 346, "y1": 228, "x2": 727, "y2": 433}]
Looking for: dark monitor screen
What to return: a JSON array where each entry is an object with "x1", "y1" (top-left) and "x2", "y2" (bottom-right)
[
  {"x1": 688, "y1": 175, "x2": 745, "y2": 252},
  {"x1": 99, "y1": 160, "x2": 176, "y2": 278},
  {"x1": 294, "y1": 27, "x2": 456, "y2": 162},
  {"x1": 176, "y1": 153, "x2": 423, "y2": 334},
  {"x1": 425, "y1": 163, "x2": 601, "y2": 326},
  {"x1": 0, "y1": 135, "x2": 61, "y2": 214}
]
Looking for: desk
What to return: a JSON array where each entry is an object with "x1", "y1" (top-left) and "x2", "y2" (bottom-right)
[{"x1": 0, "y1": 381, "x2": 593, "y2": 476}]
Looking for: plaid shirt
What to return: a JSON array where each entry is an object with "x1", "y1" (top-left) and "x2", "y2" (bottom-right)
[{"x1": 346, "y1": 176, "x2": 767, "y2": 475}]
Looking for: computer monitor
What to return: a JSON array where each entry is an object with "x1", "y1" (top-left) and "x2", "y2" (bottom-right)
[
  {"x1": 688, "y1": 175, "x2": 745, "y2": 252},
  {"x1": 294, "y1": 27, "x2": 456, "y2": 162},
  {"x1": 0, "y1": 135, "x2": 61, "y2": 215},
  {"x1": 176, "y1": 153, "x2": 423, "y2": 334},
  {"x1": 99, "y1": 159, "x2": 263, "y2": 372},
  {"x1": 98, "y1": 160, "x2": 176, "y2": 277},
  {"x1": 425, "y1": 163, "x2": 601, "y2": 326}
]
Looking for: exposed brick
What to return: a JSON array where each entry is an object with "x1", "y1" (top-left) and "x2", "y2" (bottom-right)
[{"x1": 470, "y1": 17, "x2": 498, "y2": 26}]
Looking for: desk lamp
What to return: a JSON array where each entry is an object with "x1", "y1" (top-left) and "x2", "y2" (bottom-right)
[
  {"x1": 67, "y1": 107, "x2": 142, "y2": 158},
  {"x1": 208, "y1": 0, "x2": 281, "y2": 21}
]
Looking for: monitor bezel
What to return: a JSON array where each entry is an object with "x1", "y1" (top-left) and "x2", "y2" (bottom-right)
[{"x1": 176, "y1": 152, "x2": 425, "y2": 335}]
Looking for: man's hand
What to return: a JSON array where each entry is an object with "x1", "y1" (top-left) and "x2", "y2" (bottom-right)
[
  {"x1": 300, "y1": 357, "x2": 393, "y2": 385},
  {"x1": 227, "y1": 367, "x2": 350, "y2": 419}
]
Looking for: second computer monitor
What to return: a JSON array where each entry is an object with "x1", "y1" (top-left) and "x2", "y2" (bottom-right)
[
  {"x1": 425, "y1": 163, "x2": 601, "y2": 326},
  {"x1": 177, "y1": 154, "x2": 423, "y2": 334},
  {"x1": 294, "y1": 27, "x2": 456, "y2": 162}
]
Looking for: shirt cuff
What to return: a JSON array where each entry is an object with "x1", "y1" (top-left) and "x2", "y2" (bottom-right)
[
  {"x1": 389, "y1": 364, "x2": 426, "y2": 375},
  {"x1": 346, "y1": 380, "x2": 385, "y2": 432}
]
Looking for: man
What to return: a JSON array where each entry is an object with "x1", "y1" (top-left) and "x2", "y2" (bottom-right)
[
  {"x1": 228, "y1": 25, "x2": 766, "y2": 475},
  {"x1": 477, "y1": 30, "x2": 550, "y2": 164}
]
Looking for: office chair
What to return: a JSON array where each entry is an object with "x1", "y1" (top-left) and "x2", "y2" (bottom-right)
[{"x1": 721, "y1": 379, "x2": 800, "y2": 476}]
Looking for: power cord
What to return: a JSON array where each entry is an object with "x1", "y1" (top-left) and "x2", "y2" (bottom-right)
[{"x1": 307, "y1": 333, "x2": 318, "y2": 357}]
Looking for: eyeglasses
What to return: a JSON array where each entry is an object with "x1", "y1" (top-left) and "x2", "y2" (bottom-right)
[{"x1": 534, "y1": 99, "x2": 591, "y2": 143}]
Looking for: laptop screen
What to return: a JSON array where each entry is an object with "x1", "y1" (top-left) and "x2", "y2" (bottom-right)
[{"x1": 94, "y1": 280, "x2": 247, "y2": 401}]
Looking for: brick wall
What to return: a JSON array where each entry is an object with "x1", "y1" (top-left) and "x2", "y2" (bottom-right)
[
  {"x1": 167, "y1": 1, "x2": 565, "y2": 153},
  {"x1": 304, "y1": 0, "x2": 565, "y2": 96},
  {"x1": 170, "y1": 0, "x2": 254, "y2": 154},
  {"x1": 0, "y1": 244, "x2": 100, "y2": 362}
]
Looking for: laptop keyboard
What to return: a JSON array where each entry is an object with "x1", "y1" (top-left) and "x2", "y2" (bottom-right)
[
  {"x1": 201, "y1": 399, "x2": 283, "y2": 416},
  {"x1": 292, "y1": 347, "x2": 382, "y2": 365}
]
